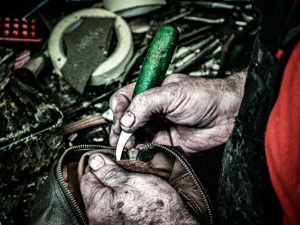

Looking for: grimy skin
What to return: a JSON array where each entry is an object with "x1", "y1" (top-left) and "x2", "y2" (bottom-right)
[
  {"x1": 80, "y1": 72, "x2": 247, "y2": 224},
  {"x1": 80, "y1": 153, "x2": 199, "y2": 225},
  {"x1": 109, "y1": 72, "x2": 247, "y2": 153}
]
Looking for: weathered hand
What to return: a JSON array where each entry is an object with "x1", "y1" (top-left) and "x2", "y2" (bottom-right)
[
  {"x1": 80, "y1": 153, "x2": 198, "y2": 225},
  {"x1": 109, "y1": 72, "x2": 246, "y2": 153}
]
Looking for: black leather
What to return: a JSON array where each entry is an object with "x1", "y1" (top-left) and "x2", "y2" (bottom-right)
[
  {"x1": 30, "y1": 161, "x2": 84, "y2": 225},
  {"x1": 217, "y1": 36, "x2": 282, "y2": 225}
]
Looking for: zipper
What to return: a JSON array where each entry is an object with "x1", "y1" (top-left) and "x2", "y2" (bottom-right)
[
  {"x1": 56, "y1": 144, "x2": 114, "y2": 225},
  {"x1": 141, "y1": 143, "x2": 214, "y2": 225},
  {"x1": 56, "y1": 144, "x2": 214, "y2": 225}
]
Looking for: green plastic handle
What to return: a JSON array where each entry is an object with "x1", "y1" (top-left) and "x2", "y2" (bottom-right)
[{"x1": 132, "y1": 25, "x2": 179, "y2": 98}]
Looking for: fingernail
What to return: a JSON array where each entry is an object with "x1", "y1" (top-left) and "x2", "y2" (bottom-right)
[
  {"x1": 121, "y1": 112, "x2": 135, "y2": 128},
  {"x1": 89, "y1": 154, "x2": 105, "y2": 171}
]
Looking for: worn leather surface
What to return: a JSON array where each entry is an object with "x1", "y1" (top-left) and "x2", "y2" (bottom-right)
[
  {"x1": 31, "y1": 161, "x2": 84, "y2": 225},
  {"x1": 77, "y1": 148, "x2": 212, "y2": 224},
  {"x1": 31, "y1": 145, "x2": 213, "y2": 225}
]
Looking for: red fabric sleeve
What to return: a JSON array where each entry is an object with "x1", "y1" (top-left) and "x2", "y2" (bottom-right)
[{"x1": 265, "y1": 40, "x2": 300, "y2": 225}]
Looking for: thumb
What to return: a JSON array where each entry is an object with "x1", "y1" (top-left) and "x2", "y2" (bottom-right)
[
  {"x1": 120, "y1": 84, "x2": 178, "y2": 132},
  {"x1": 80, "y1": 172, "x2": 111, "y2": 208},
  {"x1": 88, "y1": 153, "x2": 128, "y2": 188}
]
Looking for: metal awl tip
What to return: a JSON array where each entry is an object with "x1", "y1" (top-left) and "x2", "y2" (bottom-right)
[{"x1": 116, "y1": 131, "x2": 133, "y2": 161}]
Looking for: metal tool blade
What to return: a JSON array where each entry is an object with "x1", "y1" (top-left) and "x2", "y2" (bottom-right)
[{"x1": 116, "y1": 131, "x2": 133, "y2": 161}]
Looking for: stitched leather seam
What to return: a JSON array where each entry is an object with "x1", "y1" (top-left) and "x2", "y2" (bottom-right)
[
  {"x1": 170, "y1": 173, "x2": 189, "y2": 185},
  {"x1": 178, "y1": 188, "x2": 204, "y2": 216},
  {"x1": 186, "y1": 199, "x2": 200, "y2": 215}
]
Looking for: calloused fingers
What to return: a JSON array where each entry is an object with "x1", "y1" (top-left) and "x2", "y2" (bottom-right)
[
  {"x1": 109, "y1": 83, "x2": 136, "y2": 135},
  {"x1": 109, "y1": 126, "x2": 136, "y2": 148}
]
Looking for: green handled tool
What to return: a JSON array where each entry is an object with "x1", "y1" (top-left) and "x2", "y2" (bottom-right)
[{"x1": 116, "y1": 25, "x2": 179, "y2": 161}]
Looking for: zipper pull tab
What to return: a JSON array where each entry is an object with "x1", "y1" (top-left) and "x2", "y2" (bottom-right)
[{"x1": 127, "y1": 148, "x2": 139, "y2": 160}]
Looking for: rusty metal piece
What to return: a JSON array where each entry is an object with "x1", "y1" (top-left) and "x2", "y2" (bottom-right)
[{"x1": 63, "y1": 115, "x2": 106, "y2": 135}]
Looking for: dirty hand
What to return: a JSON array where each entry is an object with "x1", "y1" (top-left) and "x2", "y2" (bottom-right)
[
  {"x1": 80, "y1": 153, "x2": 198, "y2": 225},
  {"x1": 109, "y1": 71, "x2": 246, "y2": 153}
]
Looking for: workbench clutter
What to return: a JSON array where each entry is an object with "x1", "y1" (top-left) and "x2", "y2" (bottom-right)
[
  {"x1": 103, "y1": 0, "x2": 167, "y2": 18},
  {"x1": 0, "y1": 63, "x2": 64, "y2": 220},
  {"x1": 48, "y1": 8, "x2": 133, "y2": 94},
  {"x1": 0, "y1": 0, "x2": 258, "y2": 224}
]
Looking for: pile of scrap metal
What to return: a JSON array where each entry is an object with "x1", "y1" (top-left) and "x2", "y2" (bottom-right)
[
  {"x1": 0, "y1": 63, "x2": 63, "y2": 223},
  {"x1": 0, "y1": 64, "x2": 63, "y2": 182},
  {"x1": 0, "y1": 0, "x2": 257, "y2": 224}
]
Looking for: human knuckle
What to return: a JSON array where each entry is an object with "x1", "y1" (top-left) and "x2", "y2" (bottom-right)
[
  {"x1": 164, "y1": 73, "x2": 186, "y2": 84},
  {"x1": 110, "y1": 93, "x2": 126, "y2": 109},
  {"x1": 133, "y1": 93, "x2": 149, "y2": 107},
  {"x1": 170, "y1": 73, "x2": 186, "y2": 79}
]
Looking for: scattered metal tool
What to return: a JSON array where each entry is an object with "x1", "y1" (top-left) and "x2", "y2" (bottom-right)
[
  {"x1": 23, "y1": 0, "x2": 50, "y2": 19},
  {"x1": 163, "y1": 10, "x2": 193, "y2": 25},
  {"x1": 184, "y1": 16, "x2": 225, "y2": 24},
  {"x1": 178, "y1": 1, "x2": 236, "y2": 10},
  {"x1": 178, "y1": 25, "x2": 212, "y2": 43},
  {"x1": 174, "y1": 35, "x2": 214, "y2": 61},
  {"x1": 0, "y1": 47, "x2": 14, "y2": 64},
  {"x1": 174, "y1": 38, "x2": 220, "y2": 73}
]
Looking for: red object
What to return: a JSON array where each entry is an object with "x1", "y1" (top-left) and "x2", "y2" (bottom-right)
[
  {"x1": 265, "y1": 40, "x2": 300, "y2": 225},
  {"x1": 0, "y1": 17, "x2": 42, "y2": 42},
  {"x1": 12, "y1": 30, "x2": 19, "y2": 37},
  {"x1": 13, "y1": 23, "x2": 19, "y2": 29},
  {"x1": 3, "y1": 30, "x2": 10, "y2": 36},
  {"x1": 21, "y1": 30, "x2": 28, "y2": 37},
  {"x1": 276, "y1": 48, "x2": 284, "y2": 59},
  {"x1": 21, "y1": 24, "x2": 28, "y2": 30},
  {"x1": 4, "y1": 23, "x2": 10, "y2": 29}
]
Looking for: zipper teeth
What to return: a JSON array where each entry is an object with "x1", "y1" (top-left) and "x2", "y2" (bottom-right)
[
  {"x1": 142, "y1": 143, "x2": 214, "y2": 225},
  {"x1": 57, "y1": 144, "x2": 113, "y2": 225},
  {"x1": 57, "y1": 144, "x2": 213, "y2": 225}
]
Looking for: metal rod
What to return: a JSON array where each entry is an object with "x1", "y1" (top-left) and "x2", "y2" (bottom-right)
[
  {"x1": 175, "y1": 35, "x2": 215, "y2": 61},
  {"x1": 179, "y1": 1, "x2": 236, "y2": 10},
  {"x1": 23, "y1": 0, "x2": 50, "y2": 19},
  {"x1": 174, "y1": 39, "x2": 220, "y2": 73},
  {"x1": 163, "y1": 10, "x2": 192, "y2": 25},
  {"x1": 179, "y1": 25, "x2": 212, "y2": 41},
  {"x1": 184, "y1": 16, "x2": 225, "y2": 24}
]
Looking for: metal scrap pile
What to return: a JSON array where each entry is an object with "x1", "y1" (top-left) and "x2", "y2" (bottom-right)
[{"x1": 0, "y1": 0, "x2": 257, "y2": 224}]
